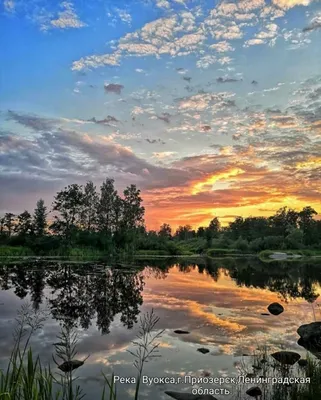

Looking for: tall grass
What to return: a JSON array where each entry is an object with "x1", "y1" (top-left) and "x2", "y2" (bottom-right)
[{"x1": 0, "y1": 305, "x2": 163, "y2": 400}]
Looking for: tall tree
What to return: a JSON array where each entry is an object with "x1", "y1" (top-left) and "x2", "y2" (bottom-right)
[
  {"x1": 51, "y1": 184, "x2": 84, "y2": 240},
  {"x1": 122, "y1": 184, "x2": 145, "y2": 229},
  {"x1": 33, "y1": 199, "x2": 47, "y2": 236},
  {"x1": 298, "y1": 206, "x2": 317, "y2": 244},
  {"x1": 97, "y1": 178, "x2": 118, "y2": 234},
  {"x1": 80, "y1": 181, "x2": 99, "y2": 232}
]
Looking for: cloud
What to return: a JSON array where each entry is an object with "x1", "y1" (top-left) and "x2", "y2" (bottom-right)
[
  {"x1": 3, "y1": 0, "x2": 14, "y2": 13},
  {"x1": 210, "y1": 41, "x2": 235, "y2": 53},
  {"x1": 46, "y1": 1, "x2": 86, "y2": 31},
  {"x1": 303, "y1": 14, "x2": 321, "y2": 32},
  {"x1": 216, "y1": 77, "x2": 241, "y2": 83},
  {"x1": 156, "y1": 0, "x2": 171, "y2": 8},
  {"x1": 272, "y1": 0, "x2": 312, "y2": 9},
  {"x1": 7, "y1": 110, "x2": 58, "y2": 131},
  {"x1": 88, "y1": 116, "x2": 119, "y2": 125},
  {"x1": 157, "y1": 113, "x2": 171, "y2": 124},
  {"x1": 104, "y1": 83, "x2": 124, "y2": 94},
  {"x1": 71, "y1": 53, "x2": 121, "y2": 71}
]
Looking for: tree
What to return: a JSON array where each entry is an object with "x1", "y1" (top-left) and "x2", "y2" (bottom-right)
[
  {"x1": 158, "y1": 223, "x2": 172, "y2": 239},
  {"x1": 208, "y1": 217, "x2": 220, "y2": 236},
  {"x1": 97, "y1": 178, "x2": 118, "y2": 234},
  {"x1": 81, "y1": 181, "x2": 99, "y2": 232},
  {"x1": 33, "y1": 199, "x2": 47, "y2": 236},
  {"x1": 0, "y1": 217, "x2": 5, "y2": 236},
  {"x1": 15, "y1": 211, "x2": 33, "y2": 236},
  {"x1": 227, "y1": 216, "x2": 244, "y2": 240},
  {"x1": 175, "y1": 225, "x2": 193, "y2": 240},
  {"x1": 122, "y1": 184, "x2": 145, "y2": 229},
  {"x1": 4, "y1": 213, "x2": 15, "y2": 237},
  {"x1": 197, "y1": 226, "x2": 205, "y2": 237},
  {"x1": 270, "y1": 207, "x2": 299, "y2": 237},
  {"x1": 298, "y1": 206, "x2": 317, "y2": 244},
  {"x1": 51, "y1": 184, "x2": 84, "y2": 241}
]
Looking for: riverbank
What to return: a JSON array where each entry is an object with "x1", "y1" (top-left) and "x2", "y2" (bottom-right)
[{"x1": 1, "y1": 245, "x2": 321, "y2": 264}]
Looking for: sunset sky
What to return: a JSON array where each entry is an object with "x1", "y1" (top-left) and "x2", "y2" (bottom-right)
[{"x1": 1, "y1": 0, "x2": 321, "y2": 230}]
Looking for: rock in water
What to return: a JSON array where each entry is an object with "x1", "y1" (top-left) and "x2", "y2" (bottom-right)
[
  {"x1": 165, "y1": 391, "x2": 217, "y2": 400},
  {"x1": 267, "y1": 302, "x2": 284, "y2": 315},
  {"x1": 246, "y1": 387, "x2": 262, "y2": 398},
  {"x1": 297, "y1": 322, "x2": 321, "y2": 359},
  {"x1": 271, "y1": 351, "x2": 301, "y2": 365},
  {"x1": 197, "y1": 348, "x2": 210, "y2": 354},
  {"x1": 298, "y1": 359, "x2": 308, "y2": 367},
  {"x1": 174, "y1": 330, "x2": 190, "y2": 334},
  {"x1": 58, "y1": 360, "x2": 84, "y2": 373}
]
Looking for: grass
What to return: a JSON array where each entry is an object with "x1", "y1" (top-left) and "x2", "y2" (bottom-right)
[
  {"x1": 259, "y1": 249, "x2": 321, "y2": 262},
  {"x1": 206, "y1": 248, "x2": 239, "y2": 257},
  {"x1": 0, "y1": 305, "x2": 163, "y2": 400},
  {"x1": 0, "y1": 246, "x2": 34, "y2": 258}
]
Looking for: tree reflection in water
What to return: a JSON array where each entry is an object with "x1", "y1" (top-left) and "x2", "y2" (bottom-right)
[{"x1": 0, "y1": 258, "x2": 321, "y2": 332}]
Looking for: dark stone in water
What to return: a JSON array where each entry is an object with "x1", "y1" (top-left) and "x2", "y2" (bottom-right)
[
  {"x1": 165, "y1": 391, "x2": 217, "y2": 400},
  {"x1": 271, "y1": 351, "x2": 301, "y2": 365},
  {"x1": 58, "y1": 360, "x2": 84, "y2": 372},
  {"x1": 297, "y1": 322, "x2": 321, "y2": 359},
  {"x1": 174, "y1": 330, "x2": 190, "y2": 334},
  {"x1": 197, "y1": 348, "x2": 210, "y2": 354},
  {"x1": 298, "y1": 359, "x2": 308, "y2": 367},
  {"x1": 246, "y1": 387, "x2": 262, "y2": 397},
  {"x1": 267, "y1": 302, "x2": 284, "y2": 316}
]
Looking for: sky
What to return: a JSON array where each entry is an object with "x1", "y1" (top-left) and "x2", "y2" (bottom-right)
[{"x1": 0, "y1": 0, "x2": 321, "y2": 230}]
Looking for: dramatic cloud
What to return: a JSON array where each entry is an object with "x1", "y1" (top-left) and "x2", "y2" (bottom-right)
[{"x1": 1, "y1": 0, "x2": 321, "y2": 228}]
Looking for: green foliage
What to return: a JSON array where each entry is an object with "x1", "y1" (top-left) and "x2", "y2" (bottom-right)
[
  {"x1": 232, "y1": 237, "x2": 249, "y2": 252},
  {"x1": 0, "y1": 246, "x2": 34, "y2": 257},
  {"x1": 207, "y1": 248, "x2": 238, "y2": 257},
  {"x1": 33, "y1": 199, "x2": 48, "y2": 236}
]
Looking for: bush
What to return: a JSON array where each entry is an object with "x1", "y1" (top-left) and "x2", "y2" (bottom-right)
[
  {"x1": 232, "y1": 237, "x2": 249, "y2": 252},
  {"x1": 249, "y1": 238, "x2": 265, "y2": 252},
  {"x1": 0, "y1": 246, "x2": 34, "y2": 257}
]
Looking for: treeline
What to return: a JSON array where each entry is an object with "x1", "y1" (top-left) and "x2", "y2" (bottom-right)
[
  {"x1": 0, "y1": 178, "x2": 321, "y2": 256},
  {"x1": 0, "y1": 179, "x2": 144, "y2": 255}
]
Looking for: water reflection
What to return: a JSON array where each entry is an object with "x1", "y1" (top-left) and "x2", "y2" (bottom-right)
[
  {"x1": 0, "y1": 258, "x2": 320, "y2": 334},
  {"x1": 0, "y1": 263, "x2": 144, "y2": 333},
  {"x1": 1, "y1": 258, "x2": 321, "y2": 399}
]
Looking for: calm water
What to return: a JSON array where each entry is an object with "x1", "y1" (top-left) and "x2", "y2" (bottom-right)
[{"x1": 0, "y1": 257, "x2": 321, "y2": 399}]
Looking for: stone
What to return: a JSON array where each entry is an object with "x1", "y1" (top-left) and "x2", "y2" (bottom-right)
[
  {"x1": 298, "y1": 359, "x2": 308, "y2": 367},
  {"x1": 174, "y1": 330, "x2": 190, "y2": 334},
  {"x1": 271, "y1": 351, "x2": 301, "y2": 366},
  {"x1": 246, "y1": 387, "x2": 262, "y2": 397},
  {"x1": 197, "y1": 348, "x2": 210, "y2": 354},
  {"x1": 297, "y1": 322, "x2": 321, "y2": 359},
  {"x1": 58, "y1": 360, "x2": 84, "y2": 373},
  {"x1": 267, "y1": 302, "x2": 284, "y2": 315},
  {"x1": 165, "y1": 391, "x2": 217, "y2": 400}
]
